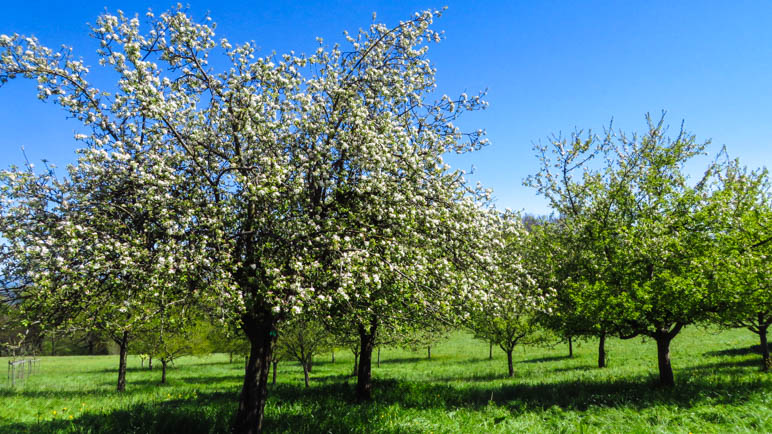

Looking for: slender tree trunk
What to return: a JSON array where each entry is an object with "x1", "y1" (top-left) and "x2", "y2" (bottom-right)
[
  {"x1": 148, "y1": 356, "x2": 153, "y2": 371},
  {"x1": 351, "y1": 348, "x2": 359, "y2": 377},
  {"x1": 568, "y1": 336, "x2": 573, "y2": 358},
  {"x1": 51, "y1": 334, "x2": 56, "y2": 356},
  {"x1": 506, "y1": 348, "x2": 514, "y2": 377},
  {"x1": 356, "y1": 320, "x2": 377, "y2": 402},
  {"x1": 161, "y1": 359, "x2": 167, "y2": 384},
  {"x1": 271, "y1": 360, "x2": 277, "y2": 385},
  {"x1": 377, "y1": 347, "x2": 381, "y2": 368},
  {"x1": 598, "y1": 332, "x2": 607, "y2": 368},
  {"x1": 758, "y1": 316, "x2": 769, "y2": 372},
  {"x1": 427, "y1": 346, "x2": 431, "y2": 360},
  {"x1": 307, "y1": 358, "x2": 313, "y2": 373},
  {"x1": 331, "y1": 348, "x2": 335, "y2": 363},
  {"x1": 117, "y1": 331, "x2": 129, "y2": 392},
  {"x1": 489, "y1": 341, "x2": 493, "y2": 360},
  {"x1": 302, "y1": 362, "x2": 310, "y2": 388},
  {"x1": 654, "y1": 329, "x2": 675, "y2": 387},
  {"x1": 233, "y1": 314, "x2": 277, "y2": 434},
  {"x1": 230, "y1": 352, "x2": 234, "y2": 364}
]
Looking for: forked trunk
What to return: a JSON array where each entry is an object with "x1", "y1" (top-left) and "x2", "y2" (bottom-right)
[
  {"x1": 161, "y1": 359, "x2": 168, "y2": 384},
  {"x1": 233, "y1": 315, "x2": 277, "y2": 434},
  {"x1": 568, "y1": 336, "x2": 573, "y2": 358},
  {"x1": 598, "y1": 332, "x2": 607, "y2": 368},
  {"x1": 355, "y1": 320, "x2": 377, "y2": 402},
  {"x1": 654, "y1": 326, "x2": 679, "y2": 387},
  {"x1": 506, "y1": 349, "x2": 514, "y2": 377},
  {"x1": 117, "y1": 331, "x2": 129, "y2": 392}
]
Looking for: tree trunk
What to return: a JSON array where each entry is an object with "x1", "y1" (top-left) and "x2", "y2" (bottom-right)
[
  {"x1": 233, "y1": 314, "x2": 277, "y2": 434},
  {"x1": 598, "y1": 332, "x2": 607, "y2": 368},
  {"x1": 506, "y1": 349, "x2": 514, "y2": 377},
  {"x1": 230, "y1": 352, "x2": 234, "y2": 364},
  {"x1": 758, "y1": 317, "x2": 770, "y2": 372},
  {"x1": 356, "y1": 320, "x2": 377, "y2": 402},
  {"x1": 271, "y1": 360, "x2": 277, "y2": 385},
  {"x1": 302, "y1": 362, "x2": 310, "y2": 388},
  {"x1": 654, "y1": 329, "x2": 676, "y2": 387},
  {"x1": 331, "y1": 348, "x2": 335, "y2": 363},
  {"x1": 568, "y1": 336, "x2": 573, "y2": 358},
  {"x1": 148, "y1": 356, "x2": 152, "y2": 371},
  {"x1": 117, "y1": 331, "x2": 129, "y2": 392},
  {"x1": 377, "y1": 347, "x2": 381, "y2": 368},
  {"x1": 427, "y1": 345, "x2": 431, "y2": 360},
  {"x1": 51, "y1": 333, "x2": 56, "y2": 356},
  {"x1": 489, "y1": 341, "x2": 493, "y2": 360},
  {"x1": 161, "y1": 359, "x2": 167, "y2": 384},
  {"x1": 351, "y1": 348, "x2": 359, "y2": 377}
]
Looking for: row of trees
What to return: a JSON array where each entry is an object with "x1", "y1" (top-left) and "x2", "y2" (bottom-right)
[{"x1": 0, "y1": 7, "x2": 768, "y2": 433}]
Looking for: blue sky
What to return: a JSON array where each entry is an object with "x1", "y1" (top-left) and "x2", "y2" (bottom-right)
[{"x1": 2, "y1": 1, "x2": 771, "y2": 214}]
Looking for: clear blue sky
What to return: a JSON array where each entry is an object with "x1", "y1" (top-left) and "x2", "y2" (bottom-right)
[{"x1": 2, "y1": 1, "x2": 771, "y2": 215}]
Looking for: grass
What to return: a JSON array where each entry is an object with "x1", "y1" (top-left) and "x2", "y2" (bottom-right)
[{"x1": 0, "y1": 326, "x2": 769, "y2": 433}]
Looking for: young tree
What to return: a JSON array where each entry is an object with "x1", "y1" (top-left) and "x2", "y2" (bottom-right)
[
  {"x1": 526, "y1": 115, "x2": 723, "y2": 386},
  {"x1": 275, "y1": 318, "x2": 329, "y2": 387},
  {"x1": 1, "y1": 8, "x2": 491, "y2": 431}
]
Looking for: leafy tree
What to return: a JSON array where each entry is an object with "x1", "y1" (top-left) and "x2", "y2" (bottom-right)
[
  {"x1": 526, "y1": 115, "x2": 723, "y2": 386},
  {"x1": 275, "y1": 318, "x2": 330, "y2": 387},
  {"x1": 1, "y1": 8, "x2": 491, "y2": 431},
  {"x1": 713, "y1": 161, "x2": 771, "y2": 370}
]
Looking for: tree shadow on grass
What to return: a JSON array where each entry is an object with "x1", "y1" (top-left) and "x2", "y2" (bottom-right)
[
  {"x1": 519, "y1": 355, "x2": 571, "y2": 364},
  {"x1": 704, "y1": 345, "x2": 762, "y2": 357},
  {"x1": 3, "y1": 370, "x2": 769, "y2": 433}
]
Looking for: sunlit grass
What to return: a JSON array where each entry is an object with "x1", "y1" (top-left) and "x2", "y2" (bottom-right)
[{"x1": 1, "y1": 326, "x2": 769, "y2": 433}]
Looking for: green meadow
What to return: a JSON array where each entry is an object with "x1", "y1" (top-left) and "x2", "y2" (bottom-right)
[{"x1": 1, "y1": 327, "x2": 769, "y2": 433}]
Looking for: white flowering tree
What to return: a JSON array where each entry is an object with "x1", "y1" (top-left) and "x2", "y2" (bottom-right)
[
  {"x1": 1, "y1": 8, "x2": 493, "y2": 432},
  {"x1": 467, "y1": 211, "x2": 553, "y2": 377}
]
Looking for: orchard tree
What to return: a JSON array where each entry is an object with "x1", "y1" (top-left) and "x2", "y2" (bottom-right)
[
  {"x1": 526, "y1": 115, "x2": 723, "y2": 387},
  {"x1": 468, "y1": 211, "x2": 553, "y2": 377},
  {"x1": 713, "y1": 161, "x2": 771, "y2": 370},
  {"x1": 275, "y1": 318, "x2": 330, "y2": 387},
  {"x1": 1, "y1": 7, "x2": 492, "y2": 432}
]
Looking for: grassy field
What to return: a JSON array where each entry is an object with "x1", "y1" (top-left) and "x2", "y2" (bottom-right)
[{"x1": 0, "y1": 326, "x2": 769, "y2": 433}]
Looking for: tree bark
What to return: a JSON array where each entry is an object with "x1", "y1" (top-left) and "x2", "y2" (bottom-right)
[
  {"x1": 302, "y1": 362, "x2": 310, "y2": 388},
  {"x1": 117, "y1": 331, "x2": 129, "y2": 392},
  {"x1": 758, "y1": 316, "x2": 769, "y2": 372},
  {"x1": 427, "y1": 345, "x2": 431, "y2": 360},
  {"x1": 233, "y1": 314, "x2": 277, "y2": 434},
  {"x1": 598, "y1": 332, "x2": 607, "y2": 368},
  {"x1": 148, "y1": 356, "x2": 153, "y2": 371},
  {"x1": 654, "y1": 326, "x2": 679, "y2": 387},
  {"x1": 506, "y1": 349, "x2": 514, "y2": 377},
  {"x1": 161, "y1": 359, "x2": 167, "y2": 384},
  {"x1": 568, "y1": 336, "x2": 573, "y2": 358},
  {"x1": 355, "y1": 320, "x2": 377, "y2": 402}
]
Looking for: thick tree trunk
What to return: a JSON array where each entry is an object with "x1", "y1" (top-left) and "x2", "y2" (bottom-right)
[
  {"x1": 758, "y1": 318, "x2": 769, "y2": 372},
  {"x1": 654, "y1": 327, "x2": 678, "y2": 387},
  {"x1": 568, "y1": 336, "x2": 573, "y2": 358},
  {"x1": 117, "y1": 331, "x2": 129, "y2": 392},
  {"x1": 489, "y1": 341, "x2": 493, "y2": 360},
  {"x1": 302, "y1": 362, "x2": 310, "y2": 388},
  {"x1": 356, "y1": 321, "x2": 377, "y2": 402},
  {"x1": 598, "y1": 332, "x2": 607, "y2": 368},
  {"x1": 233, "y1": 315, "x2": 277, "y2": 434},
  {"x1": 271, "y1": 360, "x2": 277, "y2": 385},
  {"x1": 506, "y1": 349, "x2": 514, "y2": 377},
  {"x1": 161, "y1": 359, "x2": 167, "y2": 384},
  {"x1": 427, "y1": 346, "x2": 431, "y2": 360}
]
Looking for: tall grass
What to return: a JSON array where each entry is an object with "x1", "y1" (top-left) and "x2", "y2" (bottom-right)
[{"x1": 1, "y1": 326, "x2": 769, "y2": 433}]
